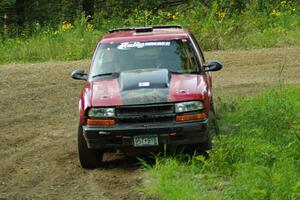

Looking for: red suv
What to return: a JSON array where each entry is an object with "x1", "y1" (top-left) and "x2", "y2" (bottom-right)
[{"x1": 71, "y1": 25, "x2": 222, "y2": 168}]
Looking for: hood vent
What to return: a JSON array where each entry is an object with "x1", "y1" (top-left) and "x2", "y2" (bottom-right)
[{"x1": 119, "y1": 68, "x2": 169, "y2": 92}]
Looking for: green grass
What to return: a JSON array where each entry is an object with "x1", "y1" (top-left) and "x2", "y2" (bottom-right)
[
  {"x1": 0, "y1": 17, "x2": 101, "y2": 64},
  {"x1": 178, "y1": 0, "x2": 300, "y2": 50},
  {"x1": 0, "y1": 30, "x2": 97, "y2": 63},
  {"x1": 0, "y1": 1, "x2": 299, "y2": 64},
  {"x1": 137, "y1": 86, "x2": 300, "y2": 200}
]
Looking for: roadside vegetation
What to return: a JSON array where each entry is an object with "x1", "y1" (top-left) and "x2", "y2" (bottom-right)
[
  {"x1": 137, "y1": 85, "x2": 300, "y2": 199},
  {"x1": 0, "y1": 0, "x2": 299, "y2": 64}
]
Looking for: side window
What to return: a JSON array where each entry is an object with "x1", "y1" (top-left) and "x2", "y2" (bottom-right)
[{"x1": 190, "y1": 34, "x2": 205, "y2": 63}]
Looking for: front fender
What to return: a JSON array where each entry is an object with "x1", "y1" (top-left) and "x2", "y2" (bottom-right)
[{"x1": 79, "y1": 82, "x2": 92, "y2": 125}]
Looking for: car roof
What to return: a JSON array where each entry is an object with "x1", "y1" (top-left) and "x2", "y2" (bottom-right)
[{"x1": 100, "y1": 26, "x2": 190, "y2": 43}]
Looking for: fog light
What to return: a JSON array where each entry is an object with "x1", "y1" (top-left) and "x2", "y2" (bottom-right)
[{"x1": 169, "y1": 132, "x2": 177, "y2": 136}]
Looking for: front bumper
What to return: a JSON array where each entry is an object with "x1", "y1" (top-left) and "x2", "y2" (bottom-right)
[{"x1": 82, "y1": 120, "x2": 208, "y2": 149}]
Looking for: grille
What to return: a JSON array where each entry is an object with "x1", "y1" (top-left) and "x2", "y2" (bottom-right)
[{"x1": 116, "y1": 104, "x2": 175, "y2": 124}]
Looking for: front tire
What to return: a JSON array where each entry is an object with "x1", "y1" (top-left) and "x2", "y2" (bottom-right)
[
  {"x1": 197, "y1": 109, "x2": 219, "y2": 152},
  {"x1": 77, "y1": 125, "x2": 103, "y2": 169}
]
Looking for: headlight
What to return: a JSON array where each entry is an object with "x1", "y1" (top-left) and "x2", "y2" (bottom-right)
[
  {"x1": 175, "y1": 101, "x2": 204, "y2": 113},
  {"x1": 88, "y1": 108, "x2": 115, "y2": 118}
]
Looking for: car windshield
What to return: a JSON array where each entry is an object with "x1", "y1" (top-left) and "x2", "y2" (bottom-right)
[{"x1": 90, "y1": 39, "x2": 200, "y2": 77}]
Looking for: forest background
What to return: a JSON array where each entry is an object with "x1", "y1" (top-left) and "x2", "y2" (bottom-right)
[{"x1": 0, "y1": 0, "x2": 299, "y2": 63}]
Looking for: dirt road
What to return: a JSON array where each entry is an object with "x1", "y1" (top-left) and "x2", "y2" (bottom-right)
[{"x1": 0, "y1": 46, "x2": 299, "y2": 200}]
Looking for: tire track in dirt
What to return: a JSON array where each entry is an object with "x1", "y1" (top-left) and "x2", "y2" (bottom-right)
[
  {"x1": 207, "y1": 46, "x2": 300, "y2": 95},
  {"x1": 0, "y1": 46, "x2": 299, "y2": 199}
]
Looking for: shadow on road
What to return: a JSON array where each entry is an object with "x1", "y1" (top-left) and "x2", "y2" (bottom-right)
[{"x1": 100, "y1": 153, "x2": 156, "y2": 170}]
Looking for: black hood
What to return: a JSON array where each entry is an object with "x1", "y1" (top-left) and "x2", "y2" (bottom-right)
[{"x1": 118, "y1": 68, "x2": 170, "y2": 105}]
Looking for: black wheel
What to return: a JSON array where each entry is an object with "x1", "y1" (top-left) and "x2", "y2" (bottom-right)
[
  {"x1": 197, "y1": 109, "x2": 220, "y2": 151},
  {"x1": 208, "y1": 109, "x2": 220, "y2": 137},
  {"x1": 77, "y1": 125, "x2": 103, "y2": 169}
]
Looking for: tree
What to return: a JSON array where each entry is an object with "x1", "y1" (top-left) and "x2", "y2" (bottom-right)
[
  {"x1": 15, "y1": 0, "x2": 25, "y2": 27},
  {"x1": 82, "y1": 0, "x2": 94, "y2": 18}
]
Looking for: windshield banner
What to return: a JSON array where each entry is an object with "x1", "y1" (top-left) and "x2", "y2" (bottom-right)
[{"x1": 117, "y1": 41, "x2": 171, "y2": 50}]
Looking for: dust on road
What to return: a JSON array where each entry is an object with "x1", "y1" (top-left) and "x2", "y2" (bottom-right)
[{"x1": 0, "y1": 46, "x2": 299, "y2": 199}]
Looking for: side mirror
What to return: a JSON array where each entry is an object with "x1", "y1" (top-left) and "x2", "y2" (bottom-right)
[
  {"x1": 204, "y1": 60, "x2": 222, "y2": 72},
  {"x1": 71, "y1": 69, "x2": 87, "y2": 80}
]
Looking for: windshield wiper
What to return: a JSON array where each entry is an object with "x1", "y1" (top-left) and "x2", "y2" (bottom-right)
[
  {"x1": 168, "y1": 70, "x2": 199, "y2": 74},
  {"x1": 168, "y1": 70, "x2": 183, "y2": 74},
  {"x1": 92, "y1": 72, "x2": 119, "y2": 78}
]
